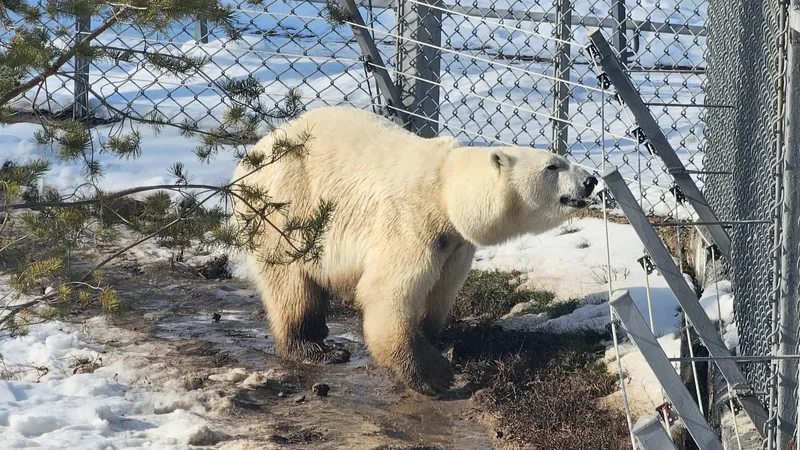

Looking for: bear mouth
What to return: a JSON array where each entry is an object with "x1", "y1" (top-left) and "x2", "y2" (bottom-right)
[{"x1": 560, "y1": 196, "x2": 589, "y2": 208}]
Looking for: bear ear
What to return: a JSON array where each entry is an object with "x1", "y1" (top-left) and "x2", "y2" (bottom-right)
[{"x1": 489, "y1": 149, "x2": 513, "y2": 171}]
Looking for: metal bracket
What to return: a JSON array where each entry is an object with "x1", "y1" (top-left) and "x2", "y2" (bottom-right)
[
  {"x1": 594, "y1": 187, "x2": 618, "y2": 210},
  {"x1": 638, "y1": 254, "x2": 657, "y2": 275}
]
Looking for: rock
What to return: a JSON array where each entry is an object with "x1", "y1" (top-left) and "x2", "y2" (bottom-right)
[
  {"x1": 311, "y1": 383, "x2": 330, "y2": 397},
  {"x1": 187, "y1": 425, "x2": 217, "y2": 446},
  {"x1": 265, "y1": 368, "x2": 298, "y2": 385},
  {"x1": 241, "y1": 371, "x2": 268, "y2": 390},
  {"x1": 143, "y1": 311, "x2": 166, "y2": 322},
  {"x1": 208, "y1": 367, "x2": 248, "y2": 383},
  {"x1": 277, "y1": 392, "x2": 285, "y2": 398},
  {"x1": 293, "y1": 395, "x2": 305, "y2": 403}
]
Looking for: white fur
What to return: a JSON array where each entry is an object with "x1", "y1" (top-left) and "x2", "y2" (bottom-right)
[{"x1": 229, "y1": 105, "x2": 595, "y2": 393}]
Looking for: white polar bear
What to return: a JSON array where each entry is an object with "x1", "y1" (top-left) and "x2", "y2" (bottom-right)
[{"x1": 231, "y1": 106, "x2": 597, "y2": 395}]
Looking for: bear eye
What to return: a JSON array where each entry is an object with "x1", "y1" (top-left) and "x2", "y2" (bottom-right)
[{"x1": 546, "y1": 164, "x2": 559, "y2": 171}]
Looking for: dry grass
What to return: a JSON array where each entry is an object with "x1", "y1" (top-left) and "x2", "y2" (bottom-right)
[
  {"x1": 442, "y1": 324, "x2": 632, "y2": 450},
  {"x1": 439, "y1": 269, "x2": 632, "y2": 450},
  {"x1": 450, "y1": 269, "x2": 555, "y2": 321}
]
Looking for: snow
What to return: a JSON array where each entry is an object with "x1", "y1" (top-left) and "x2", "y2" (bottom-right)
[
  {"x1": 482, "y1": 217, "x2": 683, "y2": 334},
  {"x1": 0, "y1": 319, "x2": 229, "y2": 449}
]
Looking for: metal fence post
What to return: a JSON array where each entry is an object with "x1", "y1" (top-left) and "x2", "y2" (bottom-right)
[
  {"x1": 195, "y1": 19, "x2": 209, "y2": 44},
  {"x1": 550, "y1": 0, "x2": 572, "y2": 156},
  {"x1": 395, "y1": 0, "x2": 443, "y2": 137},
  {"x1": 73, "y1": 15, "x2": 91, "y2": 120},
  {"x1": 611, "y1": 0, "x2": 629, "y2": 63},
  {"x1": 779, "y1": 8, "x2": 800, "y2": 449}
]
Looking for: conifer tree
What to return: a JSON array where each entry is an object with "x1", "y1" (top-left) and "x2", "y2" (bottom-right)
[{"x1": 0, "y1": 0, "x2": 332, "y2": 335}]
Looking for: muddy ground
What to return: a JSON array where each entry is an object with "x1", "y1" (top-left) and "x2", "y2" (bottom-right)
[{"x1": 69, "y1": 251, "x2": 506, "y2": 450}]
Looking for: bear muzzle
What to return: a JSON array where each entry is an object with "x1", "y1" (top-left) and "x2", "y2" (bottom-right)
[{"x1": 559, "y1": 175, "x2": 598, "y2": 208}]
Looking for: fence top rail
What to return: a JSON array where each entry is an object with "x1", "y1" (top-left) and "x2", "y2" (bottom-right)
[{"x1": 293, "y1": 0, "x2": 706, "y2": 38}]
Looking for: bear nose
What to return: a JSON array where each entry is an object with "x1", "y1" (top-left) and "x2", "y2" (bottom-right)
[{"x1": 583, "y1": 176, "x2": 598, "y2": 196}]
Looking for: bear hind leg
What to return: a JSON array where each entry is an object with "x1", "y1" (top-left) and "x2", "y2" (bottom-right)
[{"x1": 262, "y1": 269, "x2": 350, "y2": 364}]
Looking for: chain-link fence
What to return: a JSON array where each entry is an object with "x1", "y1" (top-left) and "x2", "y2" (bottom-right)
[
  {"x1": 4, "y1": 0, "x2": 710, "y2": 220},
  {"x1": 10, "y1": 0, "x2": 800, "y2": 446},
  {"x1": 703, "y1": 0, "x2": 786, "y2": 445},
  {"x1": 702, "y1": 0, "x2": 800, "y2": 446}
]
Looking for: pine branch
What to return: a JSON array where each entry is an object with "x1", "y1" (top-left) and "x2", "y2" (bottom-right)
[
  {"x1": 2, "y1": 183, "x2": 224, "y2": 211},
  {"x1": 0, "y1": 8, "x2": 125, "y2": 108},
  {"x1": 79, "y1": 187, "x2": 221, "y2": 283}
]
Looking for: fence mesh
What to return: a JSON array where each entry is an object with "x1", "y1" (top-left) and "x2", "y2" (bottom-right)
[
  {"x1": 702, "y1": 0, "x2": 783, "y2": 419},
  {"x1": 4, "y1": 0, "x2": 710, "y2": 220}
]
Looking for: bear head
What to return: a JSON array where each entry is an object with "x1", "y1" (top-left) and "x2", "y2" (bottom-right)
[{"x1": 444, "y1": 146, "x2": 598, "y2": 247}]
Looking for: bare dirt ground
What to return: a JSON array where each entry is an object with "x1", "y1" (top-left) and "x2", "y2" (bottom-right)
[{"x1": 71, "y1": 250, "x2": 503, "y2": 450}]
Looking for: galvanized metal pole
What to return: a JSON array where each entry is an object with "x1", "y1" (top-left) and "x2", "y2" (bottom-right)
[
  {"x1": 550, "y1": 0, "x2": 572, "y2": 156},
  {"x1": 612, "y1": 0, "x2": 629, "y2": 63},
  {"x1": 611, "y1": 291, "x2": 723, "y2": 450},
  {"x1": 395, "y1": 0, "x2": 443, "y2": 137},
  {"x1": 631, "y1": 414, "x2": 679, "y2": 450},
  {"x1": 779, "y1": 8, "x2": 800, "y2": 450},
  {"x1": 195, "y1": 19, "x2": 209, "y2": 44},
  {"x1": 73, "y1": 15, "x2": 91, "y2": 120}
]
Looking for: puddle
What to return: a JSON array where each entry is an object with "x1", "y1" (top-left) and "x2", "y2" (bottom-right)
[{"x1": 144, "y1": 278, "x2": 499, "y2": 449}]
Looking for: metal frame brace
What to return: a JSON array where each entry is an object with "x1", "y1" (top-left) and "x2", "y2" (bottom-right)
[
  {"x1": 587, "y1": 30, "x2": 733, "y2": 262},
  {"x1": 337, "y1": 0, "x2": 409, "y2": 128},
  {"x1": 603, "y1": 166, "x2": 769, "y2": 438},
  {"x1": 612, "y1": 291, "x2": 723, "y2": 450}
]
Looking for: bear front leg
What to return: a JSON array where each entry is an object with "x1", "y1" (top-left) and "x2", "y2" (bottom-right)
[
  {"x1": 358, "y1": 266, "x2": 454, "y2": 396},
  {"x1": 260, "y1": 268, "x2": 350, "y2": 364},
  {"x1": 421, "y1": 244, "x2": 475, "y2": 344}
]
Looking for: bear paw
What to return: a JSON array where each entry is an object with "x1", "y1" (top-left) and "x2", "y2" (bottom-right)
[
  {"x1": 280, "y1": 341, "x2": 351, "y2": 365},
  {"x1": 406, "y1": 342, "x2": 455, "y2": 396},
  {"x1": 322, "y1": 347, "x2": 351, "y2": 364}
]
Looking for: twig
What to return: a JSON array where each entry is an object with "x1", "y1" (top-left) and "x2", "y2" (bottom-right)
[{"x1": 0, "y1": 233, "x2": 31, "y2": 254}]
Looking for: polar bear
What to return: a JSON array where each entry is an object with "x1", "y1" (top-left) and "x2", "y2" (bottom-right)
[{"x1": 231, "y1": 106, "x2": 597, "y2": 395}]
